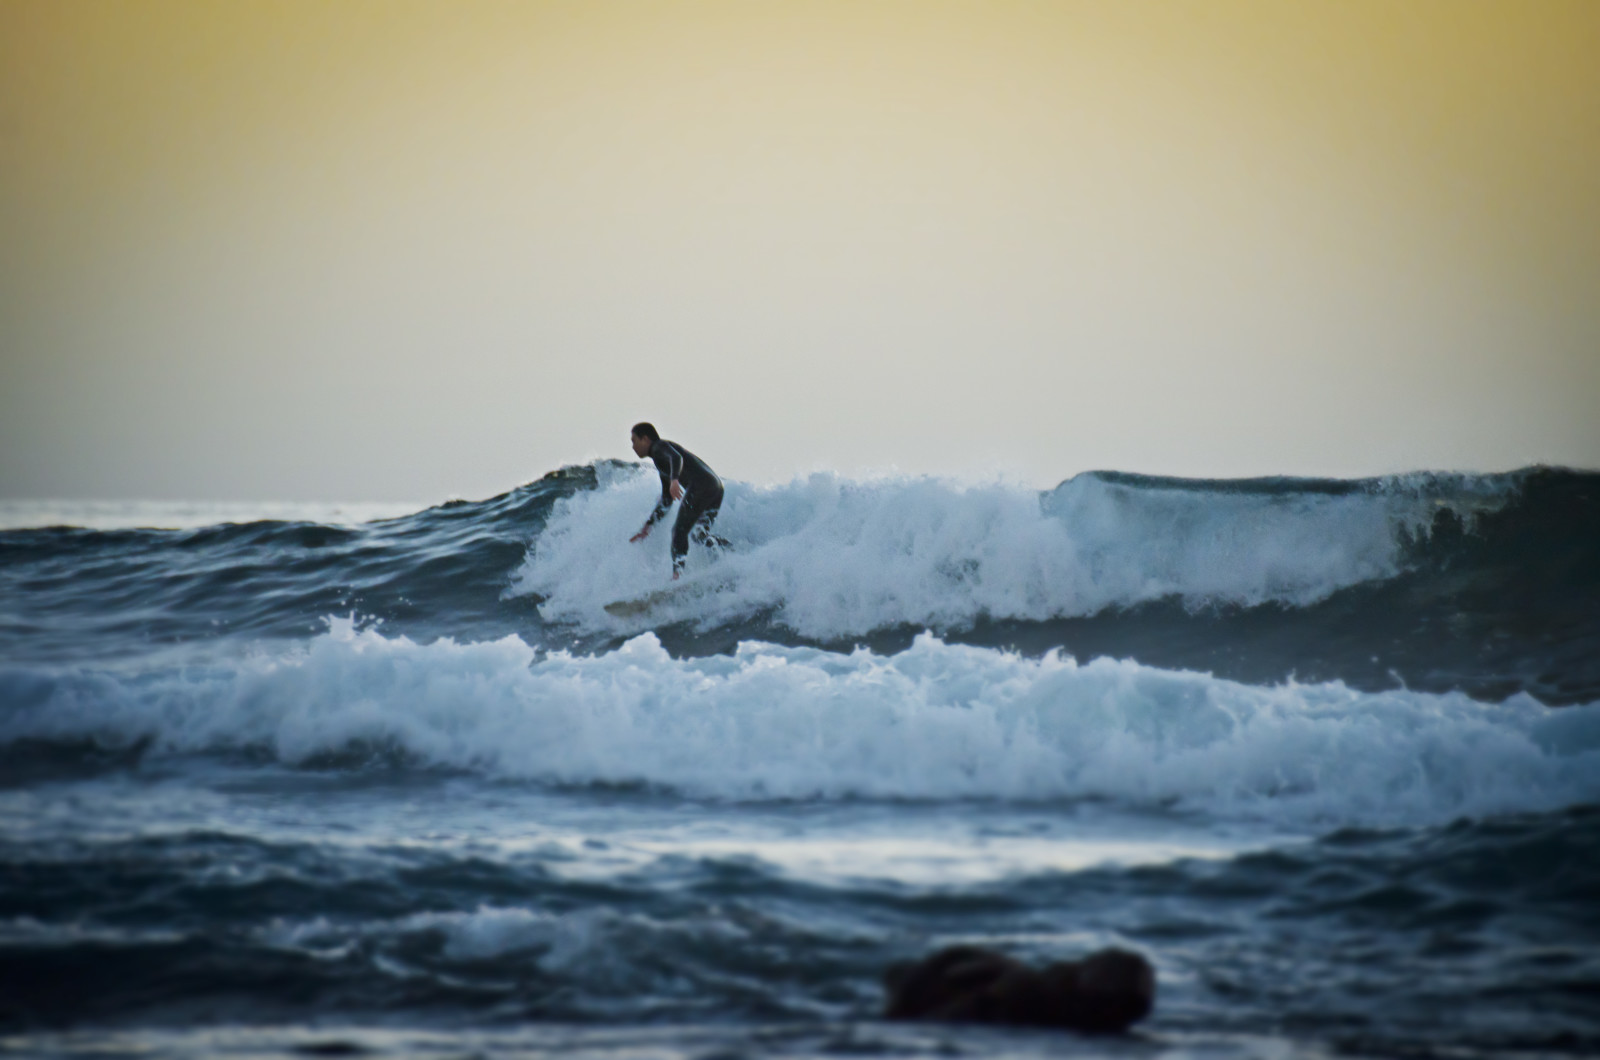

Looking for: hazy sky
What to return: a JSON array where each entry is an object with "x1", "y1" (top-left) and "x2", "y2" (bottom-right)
[{"x1": 3, "y1": 1, "x2": 1597, "y2": 502}]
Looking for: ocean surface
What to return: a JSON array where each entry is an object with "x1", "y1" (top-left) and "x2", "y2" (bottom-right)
[{"x1": 2, "y1": 463, "x2": 1598, "y2": 1059}]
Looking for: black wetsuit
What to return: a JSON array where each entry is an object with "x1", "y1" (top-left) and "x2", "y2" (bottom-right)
[{"x1": 643, "y1": 439, "x2": 729, "y2": 573}]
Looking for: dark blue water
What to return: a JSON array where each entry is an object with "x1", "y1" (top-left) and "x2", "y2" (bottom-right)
[{"x1": 2, "y1": 465, "x2": 1597, "y2": 1058}]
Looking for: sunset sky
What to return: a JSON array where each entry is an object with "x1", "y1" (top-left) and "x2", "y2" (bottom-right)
[{"x1": 3, "y1": 0, "x2": 1597, "y2": 502}]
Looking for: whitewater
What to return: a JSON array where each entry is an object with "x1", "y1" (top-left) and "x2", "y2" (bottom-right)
[
  {"x1": 517, "y1": 462, "x2": 1512, "y2": 636},
  {"x1": 2, "y1": 462, "x2": 1597, "y2": 1058}
]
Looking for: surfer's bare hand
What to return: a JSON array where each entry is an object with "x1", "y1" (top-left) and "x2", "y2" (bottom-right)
[
  {"x1": 669, "y1": 479, "x2": 683, "y2": 501},
  {"x1": 629, "y1": 527, "x2": 650, "y2": 543}
]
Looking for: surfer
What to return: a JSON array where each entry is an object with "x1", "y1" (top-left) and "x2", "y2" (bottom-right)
[{"x1": 628, "y1": 423, "x2": 730, "y2": 577}]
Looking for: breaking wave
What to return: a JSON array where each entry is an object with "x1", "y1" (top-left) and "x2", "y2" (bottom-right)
[
  {"x1": 5, "y1": 619, "x2": 1597, "y2": 825},
  {"x1": 515, "y1": 466, "x2": 1519, "y2": 636}
]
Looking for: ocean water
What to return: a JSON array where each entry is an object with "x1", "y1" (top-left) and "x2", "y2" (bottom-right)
[{"x1": 2, "y1": 463, "x2": 1598, "y2": 1059}]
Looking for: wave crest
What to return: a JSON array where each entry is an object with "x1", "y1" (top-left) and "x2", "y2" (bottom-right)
[{"x1": 5, "y1": 619, "x2": 1596, "y2": 824}]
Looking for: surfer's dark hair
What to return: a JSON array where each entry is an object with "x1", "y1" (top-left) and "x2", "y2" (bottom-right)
[{"x1": 631, "y1": 422, "x2": 659, "y2": 442}]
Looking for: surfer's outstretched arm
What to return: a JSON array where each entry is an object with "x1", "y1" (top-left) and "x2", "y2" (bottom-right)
[
  {"x1": 629, "y1": 425, "x2": 681, "y2": 542},
  {"x1": 628, "y1": 474, "x2": 686, "y2": 540},
  {"x1": 630, "y1": 495, "x2": 669, "y2": 542}
]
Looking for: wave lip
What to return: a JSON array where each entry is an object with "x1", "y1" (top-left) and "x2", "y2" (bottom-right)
[{"x1": 5, "y1": 621, "x2": 1597, "y2": 825}]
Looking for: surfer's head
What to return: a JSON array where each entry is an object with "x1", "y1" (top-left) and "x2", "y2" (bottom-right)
[{"x1": 630, "y1": 422, "x2": 658, "y2": 458}]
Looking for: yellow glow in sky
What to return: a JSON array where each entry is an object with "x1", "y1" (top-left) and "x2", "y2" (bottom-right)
[{"x1": 2, "y1": 1, "x2": 1597, "y2": 500}]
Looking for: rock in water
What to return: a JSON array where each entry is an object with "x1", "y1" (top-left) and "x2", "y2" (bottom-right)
[{"x1": 883, "y1": 945, "x2": 1155, "y2": 1033}]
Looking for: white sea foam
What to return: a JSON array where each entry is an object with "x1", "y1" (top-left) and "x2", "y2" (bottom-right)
[
  {"x1": 402, "y1": 906, "x2": 621, "y2": 965},
  {"x1": 5, "y1": 620, "x2": 1595, "y2": 827},
  {"x1": 263, "y1": 906, "x2": 647, "y2": 971},
  {"x1": 511, "y1": 468, "x2": 1503, "y2": 638}
]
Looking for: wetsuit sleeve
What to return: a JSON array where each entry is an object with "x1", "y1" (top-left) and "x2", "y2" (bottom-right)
[
  {"x1": 644, "y1": 443, "x2": 683, "y2": 526},
  {"x1": 657, "y1": 442, "x2": 685, "y2": 483}
]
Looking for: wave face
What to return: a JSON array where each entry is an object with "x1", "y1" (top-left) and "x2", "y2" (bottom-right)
[
  {"x1": 6, "y1": 620, "x2": 1598, "y2": 824},
  {"x1": 3, "y1": 463, "x2": 1598, "y2": 702}
]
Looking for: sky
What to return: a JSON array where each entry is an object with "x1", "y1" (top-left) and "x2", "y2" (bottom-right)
[{"x1": 2, "y1": 1, "x2": 1597, "y2": 502}]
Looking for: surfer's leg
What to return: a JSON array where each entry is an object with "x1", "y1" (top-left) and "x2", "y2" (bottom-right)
[
  {"x1": 690, "y1": 483, "x2": 728, "y2": 554},
  {"x1": 691, "y1": 507, "x2": 729, "y2": 552},
  {"x1": 670, "y1": 502, "x2": 698, "y2": 574}
]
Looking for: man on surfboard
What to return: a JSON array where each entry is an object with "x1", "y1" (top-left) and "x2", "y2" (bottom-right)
[{"x1": 629, "y1": 422, "x2": 730, "y2": 578}]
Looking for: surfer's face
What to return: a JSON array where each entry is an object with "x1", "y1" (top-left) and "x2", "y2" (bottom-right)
[{"x1": 631, "y1": 433, "x2": 652, "y2": 458}]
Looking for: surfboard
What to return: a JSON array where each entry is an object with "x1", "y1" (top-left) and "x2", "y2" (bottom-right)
[{"x1": 604, "y1": 574, "x2": 736, "y2": 618}]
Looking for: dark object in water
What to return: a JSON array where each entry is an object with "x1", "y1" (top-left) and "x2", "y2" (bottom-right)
[{"x1": 883, "y1": 945, "x2": 1155, "y2": 1033}]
